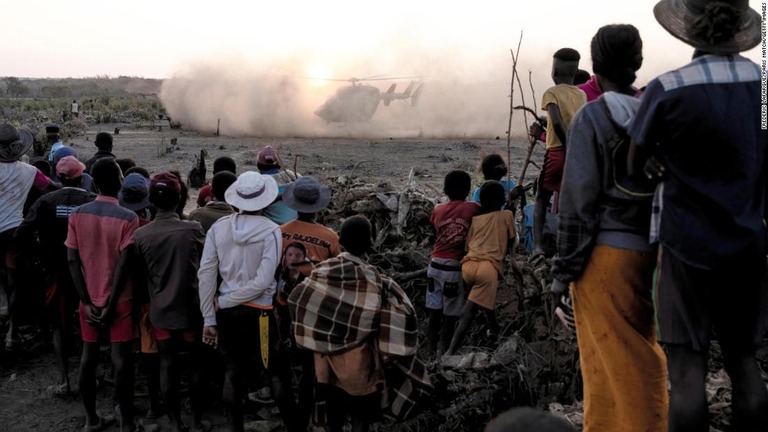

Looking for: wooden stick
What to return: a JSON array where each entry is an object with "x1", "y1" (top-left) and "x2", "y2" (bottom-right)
[{"x1": 506, "y1": 31, "x2": 525, "y2": 192}]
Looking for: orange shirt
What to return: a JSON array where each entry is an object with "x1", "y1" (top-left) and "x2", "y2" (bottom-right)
[
  {"x1": 280, "y1": 219, "x2": 341, "y2": 275},
  {"x1": 463, "y1": 210, "x2": 516, "y2": 275}
]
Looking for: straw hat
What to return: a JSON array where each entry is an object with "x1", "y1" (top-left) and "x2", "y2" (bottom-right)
[
  {"x1": 0, "y1": 124, "x2": 33, "y2": 162},
  {"x1": 654, "y1": 0, "x2": 761, "y2": 54},
  {"x1": 225, "y1": 171, "x2": 279, "y2": 212}
]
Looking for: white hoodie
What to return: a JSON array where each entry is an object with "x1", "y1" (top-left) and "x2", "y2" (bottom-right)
[{"x1": 198, "y1": 213, "x2": 282, "y2": 326}]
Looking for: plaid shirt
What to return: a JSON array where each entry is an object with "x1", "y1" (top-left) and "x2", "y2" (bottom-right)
[{"x1": 288, "y1": 252, "x2": 431, "y2": 420}]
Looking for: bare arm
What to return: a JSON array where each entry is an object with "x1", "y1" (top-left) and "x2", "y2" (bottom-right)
[{"x1": 547, "y1": 104, "x2": 567, "y2": 148}]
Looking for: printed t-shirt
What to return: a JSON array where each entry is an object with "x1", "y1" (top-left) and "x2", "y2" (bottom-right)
[
  {"x1": 541, "y1": 84, "x2": 587, "y2": 149},
  {"x1": 463, "y1": 210, "x2": 516, "y2": 275},
  {"x1": 134, "y1": 214, "x2": 206, "y2": 329},
  {"x1": 0, "y1": 161, "x2": 50, "y2": 234},
  {"x1": 65, "y1": 195, "x2": 139, "y2": 307},
  {"x1": 628, "y1": 54, "x2": 766, "y2": 268},
  {"x1": 280, "y1": 219, "x2": 340, "y2": 275},
  {"x1": 430, "y1": 200, "x2": 480, "y2": 261}
]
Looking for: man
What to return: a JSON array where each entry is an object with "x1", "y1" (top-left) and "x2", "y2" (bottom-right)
[
  {"x1": 189, "y1": 171, "x2": 237, "y2": 233},
  {"x1": 197, "y1": 171, "x2": 293, "y2": 432},
  {"x1": 84, "y1": 132, "x2": 115, "y2": 174},
  {"x1": 629, "y1": 1, "x2": 767, "y2": 430},
  {"x1": 135, "y1": 172, "x2": 207, "y2": 432},
  {"x1": 15, "y1": 156, "x2": 96, "y2": 395},
  {"x1": 0, "y1": 124, "x2": 53, "y2": 350},
  {"x1": 195, "y1": 156, "x2": 236, "y2": 207},
  {"x1": 531, "y1": 48, "x2": 586, "y2": 260},
  {"x1": 66, "y1": 158, "x2": 138, "y2": 432},
  {"x1": 289, "y1": 216, "x2": 431, "y2": 431},
  {"x1": 71, "y1": 100, "x2": 79, "y2": 118},
  {"x1": 46, "y1": 124, "x2": 64, "y2": 169},
  {"x1": 256, "y1": 146, "x2": 298, "y2": 224}
]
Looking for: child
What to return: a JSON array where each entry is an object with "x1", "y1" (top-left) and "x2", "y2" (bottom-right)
[
  {"x1": 531, "y1": 48, "x2": 586, "y2": 260},
  {"x1": 275, "y1": 242, "x2": 308, "y2": 343},
  {"x1": 427, "y1": 170, "x2": 479, "y2": 355},
  {"x1": 445, "y1": 181, "x2": 516, "y2": 355},
  {"x1": 471, "y1": 154, "x2": 514, "y2": 203}
]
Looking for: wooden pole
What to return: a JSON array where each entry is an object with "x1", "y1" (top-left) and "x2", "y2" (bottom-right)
[
  {"x1": 216, "y1": 118, "x2": 220, "y2": 136},
  {"x1": 506, "y1": 31, "x2": 525, "y2": 193}
]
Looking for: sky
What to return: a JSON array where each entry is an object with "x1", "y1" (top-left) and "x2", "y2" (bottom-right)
[{"x1": 2, "y1": 0, "x2": 764, "y2": 137}]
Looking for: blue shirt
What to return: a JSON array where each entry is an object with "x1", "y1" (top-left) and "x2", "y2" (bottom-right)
[
  {"x1": 471, "y1": 179, "x2": 515, "y2": 204},
  {"x1": 261, "y1": 168, "x2": 298, "y2": 225},
  {"x1": 628, "y1": 54, "x2": 766, "y2": 268}
]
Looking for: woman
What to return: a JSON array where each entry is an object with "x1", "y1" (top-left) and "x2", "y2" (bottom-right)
[{"x1": 550, "y1": 24, "x2": 668, "y2": 431}]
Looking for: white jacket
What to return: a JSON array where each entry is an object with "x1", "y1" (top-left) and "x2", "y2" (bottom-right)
[{"x1": 198, "y1": 213, "x2": 282, "y2": 326}]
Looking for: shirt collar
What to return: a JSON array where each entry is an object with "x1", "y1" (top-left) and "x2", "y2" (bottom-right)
[{"x1": 96, "y1": 195, "x2": 119, "y2": 204}]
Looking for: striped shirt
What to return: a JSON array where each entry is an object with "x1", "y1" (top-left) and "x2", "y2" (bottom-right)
[
  {"x1": 65, "y1": 195, "x2": 139, "y2": 307},
  {"x1": 629, "y1": 54, "x2": 766, "y2": 268}
]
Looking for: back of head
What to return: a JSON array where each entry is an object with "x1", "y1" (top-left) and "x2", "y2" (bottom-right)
[
  {"x1": 56, "y1": 156, "x2": 85, "y2": 187},
  {"x1": 212, "y1": 171, "x2": 237, "y2": 201},
  {"x1": 124, "y1": 166, "x2": 150, "y2": 179},
  {"x1": 53, "y1": 146, "x2": 77, "y2": 167},
  {"x1": 95, "y1": 132, "x2": 113, "y2": 151},
  {"x1": 339, "y1": 215, "x2": 372, "y2": 256},
  {"x1": 32, "y1": 160, "x2": 51, "y2": 175},
  {"x1": 485, "y1": 407, "x2": 575, "y2": 432},
  {"x1": 575, "y1": 69, "x2": 591, "y2": 85},
  {"x1": 256, "y1": 146, "x2": 281, "y2": 172},
  {"x1": 115, "y1": 158, "x2": 136, "y2": 176},
  {"x1": 552, "y1": 48, "x2": 581, "y2": 81},
  {"x1": 479, "y1": 181, "x2": 505, "y2": 212},
  {"x1": 444, "y1": 170, "x2": 472, "y2": 200},
  {"x1": 591, "y1": 24, "x2": 643, "y2": 89},
  {"x1": 213, "y1": 156, "x2": 237, "y2": 175},
  {"x1": 149, "y1": 172, "x2": 182, "y2": 211},
  {"x1": 481, "y1": 154, "x2": 508, "y2": 181},
  {"x1": 91, "y1": 158, "x2": 122, "y2": 196}
]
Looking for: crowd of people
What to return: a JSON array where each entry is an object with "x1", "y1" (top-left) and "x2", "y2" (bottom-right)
[{"x1": 0, "y1": 1, "x2": 766, "y2": 431}]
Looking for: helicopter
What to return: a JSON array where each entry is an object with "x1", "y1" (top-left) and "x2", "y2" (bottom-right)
[{"x1": 312, "y1": 76, "x2": 424, "y2": 123}]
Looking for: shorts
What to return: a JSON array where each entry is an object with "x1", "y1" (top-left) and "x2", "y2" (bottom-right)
[
  {"x1": 463, "y1": 260, "x2": 499, "y2": 310},
  {"x1": 655, "y1": 246, "x2": 768, "y2": 353},
  {"x1": 0, "y1": 228, "x2": 18, "y2": 269},
  {"x1": 426, "y1": 258, "x2": 466, "y2": 317},
  {"x1": 79, "y1": 300, "x2": 137, "y2": 344},
  {"x1": 217, "y1": 305, "x2": 276, "y2": 371},
  {"x1": 539, "y1": 147, "x2": 565, "y2": 193},
  {"x1": 152, "y1": 326, "x2": 198, "y2": 343},
  {"x1": 138, "y1": 304, "x2": 157, "y2": 353},
  {"x1": 44, "y1": 271, "x2": 79, "y2": 330}
]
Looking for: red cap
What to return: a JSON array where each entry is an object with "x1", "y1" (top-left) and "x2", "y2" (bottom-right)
[{"x1": 149, "y1": 172, "x2": 181, "y2": 195}]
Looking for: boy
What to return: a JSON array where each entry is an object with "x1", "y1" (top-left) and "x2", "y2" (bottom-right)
[
  {"x1": 445, "y1": 181, "x2": 516, "y2": 355},
  {"x1": 189, "y1": 171, "x2": 237, "y2": 233},
  {"x1": 66, "y1": 158, "x2": 138, "y2": 432},
  {"x1": 135, "y1": 172, "x2": 207, "y2": 432},
  {"x1": 629, "y1": 1, "x2": 767, "y2": 430},
  {"x1": 532, "y1": 48, "x2": 586, "y2": 259},
  {"x1": 471, "y1": 154, "x2": 514, "y2": 203},
  {"x1": 427, "y1": 170, "x2": 479, "y2": 355}
]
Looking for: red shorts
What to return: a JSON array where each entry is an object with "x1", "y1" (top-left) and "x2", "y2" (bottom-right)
[
  {"x1": 540, "y1": 147, "x2": 565, "y2": 193},
  {"x1": 152, "y1": 326, "x2": 197, "y2": 343},
  {"x1": 79, "y1": 300, "x2": 137, "y2": 343}
]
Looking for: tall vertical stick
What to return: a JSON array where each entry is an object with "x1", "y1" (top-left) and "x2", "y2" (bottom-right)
[{"x1": 506, "y1": 31, "x2": 525, "y2": 191}]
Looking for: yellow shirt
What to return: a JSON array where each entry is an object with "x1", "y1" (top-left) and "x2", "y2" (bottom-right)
[
  {"x1": 541, "y1": 84, "x2": 587, "y2": 149},
  {"x1": 463, "y1": 210, "x2": 516, "y2": 275}
]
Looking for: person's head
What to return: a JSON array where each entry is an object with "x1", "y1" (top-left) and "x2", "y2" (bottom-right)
[
  {"x1": 52, "y1": 146, "x2": 77, "y2": 168},
  {"x1": 119, "y1": 173, "x2": 150, "y2": 211},
  {"x1": 574, "y1": 69, "x2": 591, "y2": 85},
  {"x1": 551, "y1": 48, "x2": 581, "y2": 85},
  {"x1": 115, "y1": 158, "x2": 136, "y2": 176},
  {"x1": 91, "y1": 158, "x2": 123, "y2": 197},
  {"x1": 224, "y1": 171, "x2": 279, "y2": 213},
  {"x1": 283, "y1": 176, "x2": 332, "y2": 216},
  {"x1": 339, "y1": 215, "x2": 373, "y2": 256},
  {"x1": 653, "y1": 0, "x2": 761, "y2": 55},
  {"x1": 45, "y1": 125, "x2": 60, "y2": 144},
  {"x1": 591, "y1": 24, "x2": 643, "y2": 92},
  {"x1": 168, "y1": 170, "x2": 188, "y2": 216},
  {"x1": 0, "y1": 124, "x2": 34, "y2": 163},
  {"x1": 484, "y1": 407, "x2": 576, "y2": 432},
  {"x1": 32, "y1": 160, "x2": 51, "y2": 175},
  {"x1": 124, "y1": 166, "x2": 150, "y2": 179},
  {"x1": 444, "y1": 170, "x2": 472, "y2": 201},
  {"x1": 95, "y1": 132, "x2": 113, "y2": 151},
  {"x1": 211, "y1": 171, "x2": 238, "y2": 202},
  {"x1": 283, "y1": 242, "x2": 307, "y2": 269},
  {"x1": 256, "y1": 146, "x2": 282, "y2": 172},
  {"x1": 149, "y1": 172, "x2": 182, "y2": 212},
  {"x1": 212, "y1": 156, "x2": 236, "y2": 175},
  {"x1": 481, "y1": 154, "x2": 508, "y2": 181},
  {"x1": 479, "y1": 181, "x2": 505, "y2": 213},
  {"x1": 55, "y1": 156, "x2": 86, "y2": 188}
]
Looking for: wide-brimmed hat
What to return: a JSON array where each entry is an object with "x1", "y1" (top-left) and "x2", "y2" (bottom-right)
[
  {"x1": 0, "y1": 124, "x2": 34, "y2": 162},
  {"x1": 654, "y1": 0, "x2": 761, "y2": 54},
  {"x1": 225, "y1": 171, "x2": 279, "y2": 212},
  {"x1": 119, "y1": 173, "x2": 151, "y2": 211},
  {"x1": 283, "y1": 176, "x2": 331, "y2": 213}
]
